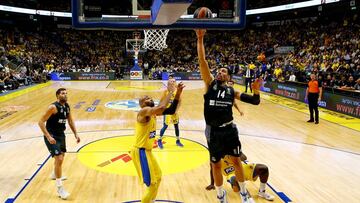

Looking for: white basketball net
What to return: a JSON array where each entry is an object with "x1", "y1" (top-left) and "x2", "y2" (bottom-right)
[{"x1": 143, "y1": 29, "x2": 169, "y2": 51}]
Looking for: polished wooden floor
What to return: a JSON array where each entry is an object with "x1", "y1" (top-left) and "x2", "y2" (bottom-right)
[{"x1": 0, "y1": 81, "x2": 359, "y2": 203}]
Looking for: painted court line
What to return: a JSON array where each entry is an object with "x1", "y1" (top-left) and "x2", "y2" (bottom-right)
[
  {"x1": 5, "y1": 155, "x2": 51, "y2": 203},
  {"x1": 267, "y1": 183, "x2": 292, "y2": 203},
  {"x1": 0, "y1": 82, "x2": 51, "y2": 103},
  {"x1": 4, "y1": 134, "x2": 292, "y2": 203}
]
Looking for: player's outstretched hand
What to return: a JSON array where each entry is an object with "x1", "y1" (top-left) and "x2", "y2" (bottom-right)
[
  {"x1": 252, "y1": 78, "x2": 263, "y2": 94},
  {"x1": 176, "y1": 82, "x2": 186, "y2": 94}
]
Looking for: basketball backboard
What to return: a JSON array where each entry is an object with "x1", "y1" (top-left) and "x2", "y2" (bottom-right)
[{"x1": 72, "y1": 0, "x2": 246, "y2": 30}]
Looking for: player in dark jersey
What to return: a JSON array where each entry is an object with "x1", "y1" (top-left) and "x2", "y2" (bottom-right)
[
  {"x1": 196, "y1": 29, "x2": 262, "y2": 203},
  {"x1": 38, "y1": 88, "x2": 80, "y2": 200}
]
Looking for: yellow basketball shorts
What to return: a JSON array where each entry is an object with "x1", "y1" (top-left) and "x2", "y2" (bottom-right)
[
  {"x1": 130, "y1": 148, "x2": 162, "y2": 186},
  {"x1": 164, "y1": 113, "x2": 179, "y2": 125}
]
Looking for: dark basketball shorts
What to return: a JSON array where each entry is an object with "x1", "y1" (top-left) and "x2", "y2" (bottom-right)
[
  {"x1": 44, "y1": 134, "x2": 66, "y2": 157},
  {"x1": 205, "y1": 123, "x2": 242, "y2": 163}
]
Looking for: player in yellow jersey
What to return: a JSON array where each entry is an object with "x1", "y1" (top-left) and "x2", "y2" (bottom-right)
[
  {"x1": 206, "y1": 154, "x2": 274, "y2": 201},
  {"x1": 158, "y1": 76, "x2": 184, "y2": 149},
  {"x1": 130, "y1": 82, "x2": 185, "y2": 203}
]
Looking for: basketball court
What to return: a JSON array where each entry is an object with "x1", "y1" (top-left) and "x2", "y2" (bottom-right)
[{"x1": 1, "y1": 80, "x2": 359, "y2": 203}]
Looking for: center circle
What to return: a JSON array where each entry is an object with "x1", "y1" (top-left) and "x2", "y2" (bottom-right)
[{"x1": 77, "y1": 135, "x2": 209, "y2": 176}]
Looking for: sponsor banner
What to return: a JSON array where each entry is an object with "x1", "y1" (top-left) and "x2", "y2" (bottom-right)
[
  {"x1": 51, "y1": 72, "x2": 72, "y2": 80},
  {"x1": 263, "y1": 81, "x2": 306, "y2": 101},
  {"x1": 77, "y1": 73, "x2": 114, "y2": 80},
  {"x1": 161, "y1": 72, "x2": 201, "y2": 80},
  {"x1": 323, "y1": 94, "x2": 360, "y2": 118},
  {"x1": 262, "y1": 81, "x2": 360, "y2": 118},
  {"x1": 130, "y1": 71, "x2": 143, "y2": 80},
  {"x1": 51, "y1": 72, "x2": 115, "y2": 80}
]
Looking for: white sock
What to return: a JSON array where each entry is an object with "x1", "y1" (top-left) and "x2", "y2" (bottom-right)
[
  {"x1": 239, "y1": 182, "x2": 246, "y2": 194},
  {"x1": 56, "y1": 178, "x2": 62, "y2": 187},
  {"x1": 215, "y1": 185, "x2": 224, "y2": 197},
  {"x1": 259, "y1": 182, "x2": 266, "y2": 193}
]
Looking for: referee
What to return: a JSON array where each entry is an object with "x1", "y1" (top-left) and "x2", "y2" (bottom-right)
[{"x1": 305, "y1": 73, "x2": 322, "y2": 124}]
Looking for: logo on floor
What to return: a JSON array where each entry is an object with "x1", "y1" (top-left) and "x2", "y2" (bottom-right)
[
  {"x1": 105, "y1": 99, "x2": 159, "y2": 111},
  {"x1": 77, "y1": 136, "x2": 208, "y2": 176}
]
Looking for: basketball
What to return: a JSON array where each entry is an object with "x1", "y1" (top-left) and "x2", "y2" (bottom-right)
[
  {"x1": 193, "y1": 7, "x2": 213, "y2": 19},
  {"x1": 257, "y1": 53, "x2": 266, "y2": 62}
]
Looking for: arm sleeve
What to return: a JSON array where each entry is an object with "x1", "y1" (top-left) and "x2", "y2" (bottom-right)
[
  {"x1": 240, "y1": 93, "x2": 260, "y2": 105},
  {"x1": 162, "y1": 99, "x2": 179, "y2": 115}
]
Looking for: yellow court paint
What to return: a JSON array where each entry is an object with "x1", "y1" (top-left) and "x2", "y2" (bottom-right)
[
  {"x1": 0, "y1": 82, "x2": 51, "y2": 103},
  {"x1": 234, "y1": 84, "x2": 360, "y2": 131},
  {"x1": 261, "y1": 93, "x2": 360, "y2": 131},
  {"x1": 341, "y1": 123, "x2": 360, "y2": 130},
  {"x1": 77, "y1": 136, "x2": 209, "y2": 176}
]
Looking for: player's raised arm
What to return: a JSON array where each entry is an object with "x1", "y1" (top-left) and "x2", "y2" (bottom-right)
[
  {"x1": 195, "y1": 29, "x2": 214, "y2": 90},
  {"x1": 234, "y1": 78, "x2": 262, "y2": 105},
  {"x1": 137, "y1": 95, "x2": 171, "y2": 122},
  {"x1": 137, "y1": 82, "x2": 185, "y2": 122},
  {"x1": 163, "y1": 82, "x2": 185, "y2": 115}
]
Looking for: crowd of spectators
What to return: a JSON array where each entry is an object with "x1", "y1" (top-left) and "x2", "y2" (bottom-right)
[
  {"x1": 145, "y1": 17, "x2": 360, "y2": 91},
  {"x1": 0, "y1": 29, "x2": 133, "y2": 93},
  {"x1": 1, "y1": 16, "x2": 360, "y2": 94}
]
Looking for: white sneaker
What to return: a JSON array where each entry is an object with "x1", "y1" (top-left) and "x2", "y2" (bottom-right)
[
  {"x1": 57, "y1": 186, "x2": 70, "y2": 200},
  {"x1": 51, "y1": 172, "x2": 67, "y2": 181},
  {"x1": 245, "y1": 190, "x2": 256, "y2": 203},
  {"x1": 240, "y1": 191, "x2": 251, "y2": 203},
  {"x1": 258, "y1": 191, "x2": 274, "y2": 201},
  {"x1": 217, "y1": 190, "x2": 227, "y2": 203},
  {"x1": 249, "y1": 197, "x2": 256, "y2": 203}
]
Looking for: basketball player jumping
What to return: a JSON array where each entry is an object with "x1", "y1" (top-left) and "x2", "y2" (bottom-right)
[
  {"x1": 196, "y1": 29, "x2": 262, "y2": 203},
  {"x1": 130, "y1": 82, "x2": 185, "y2": 203}
]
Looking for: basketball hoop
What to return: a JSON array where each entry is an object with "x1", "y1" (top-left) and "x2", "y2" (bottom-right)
[{"x1": 143, "y1": 29, "x2": 170, "y2": 51}]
